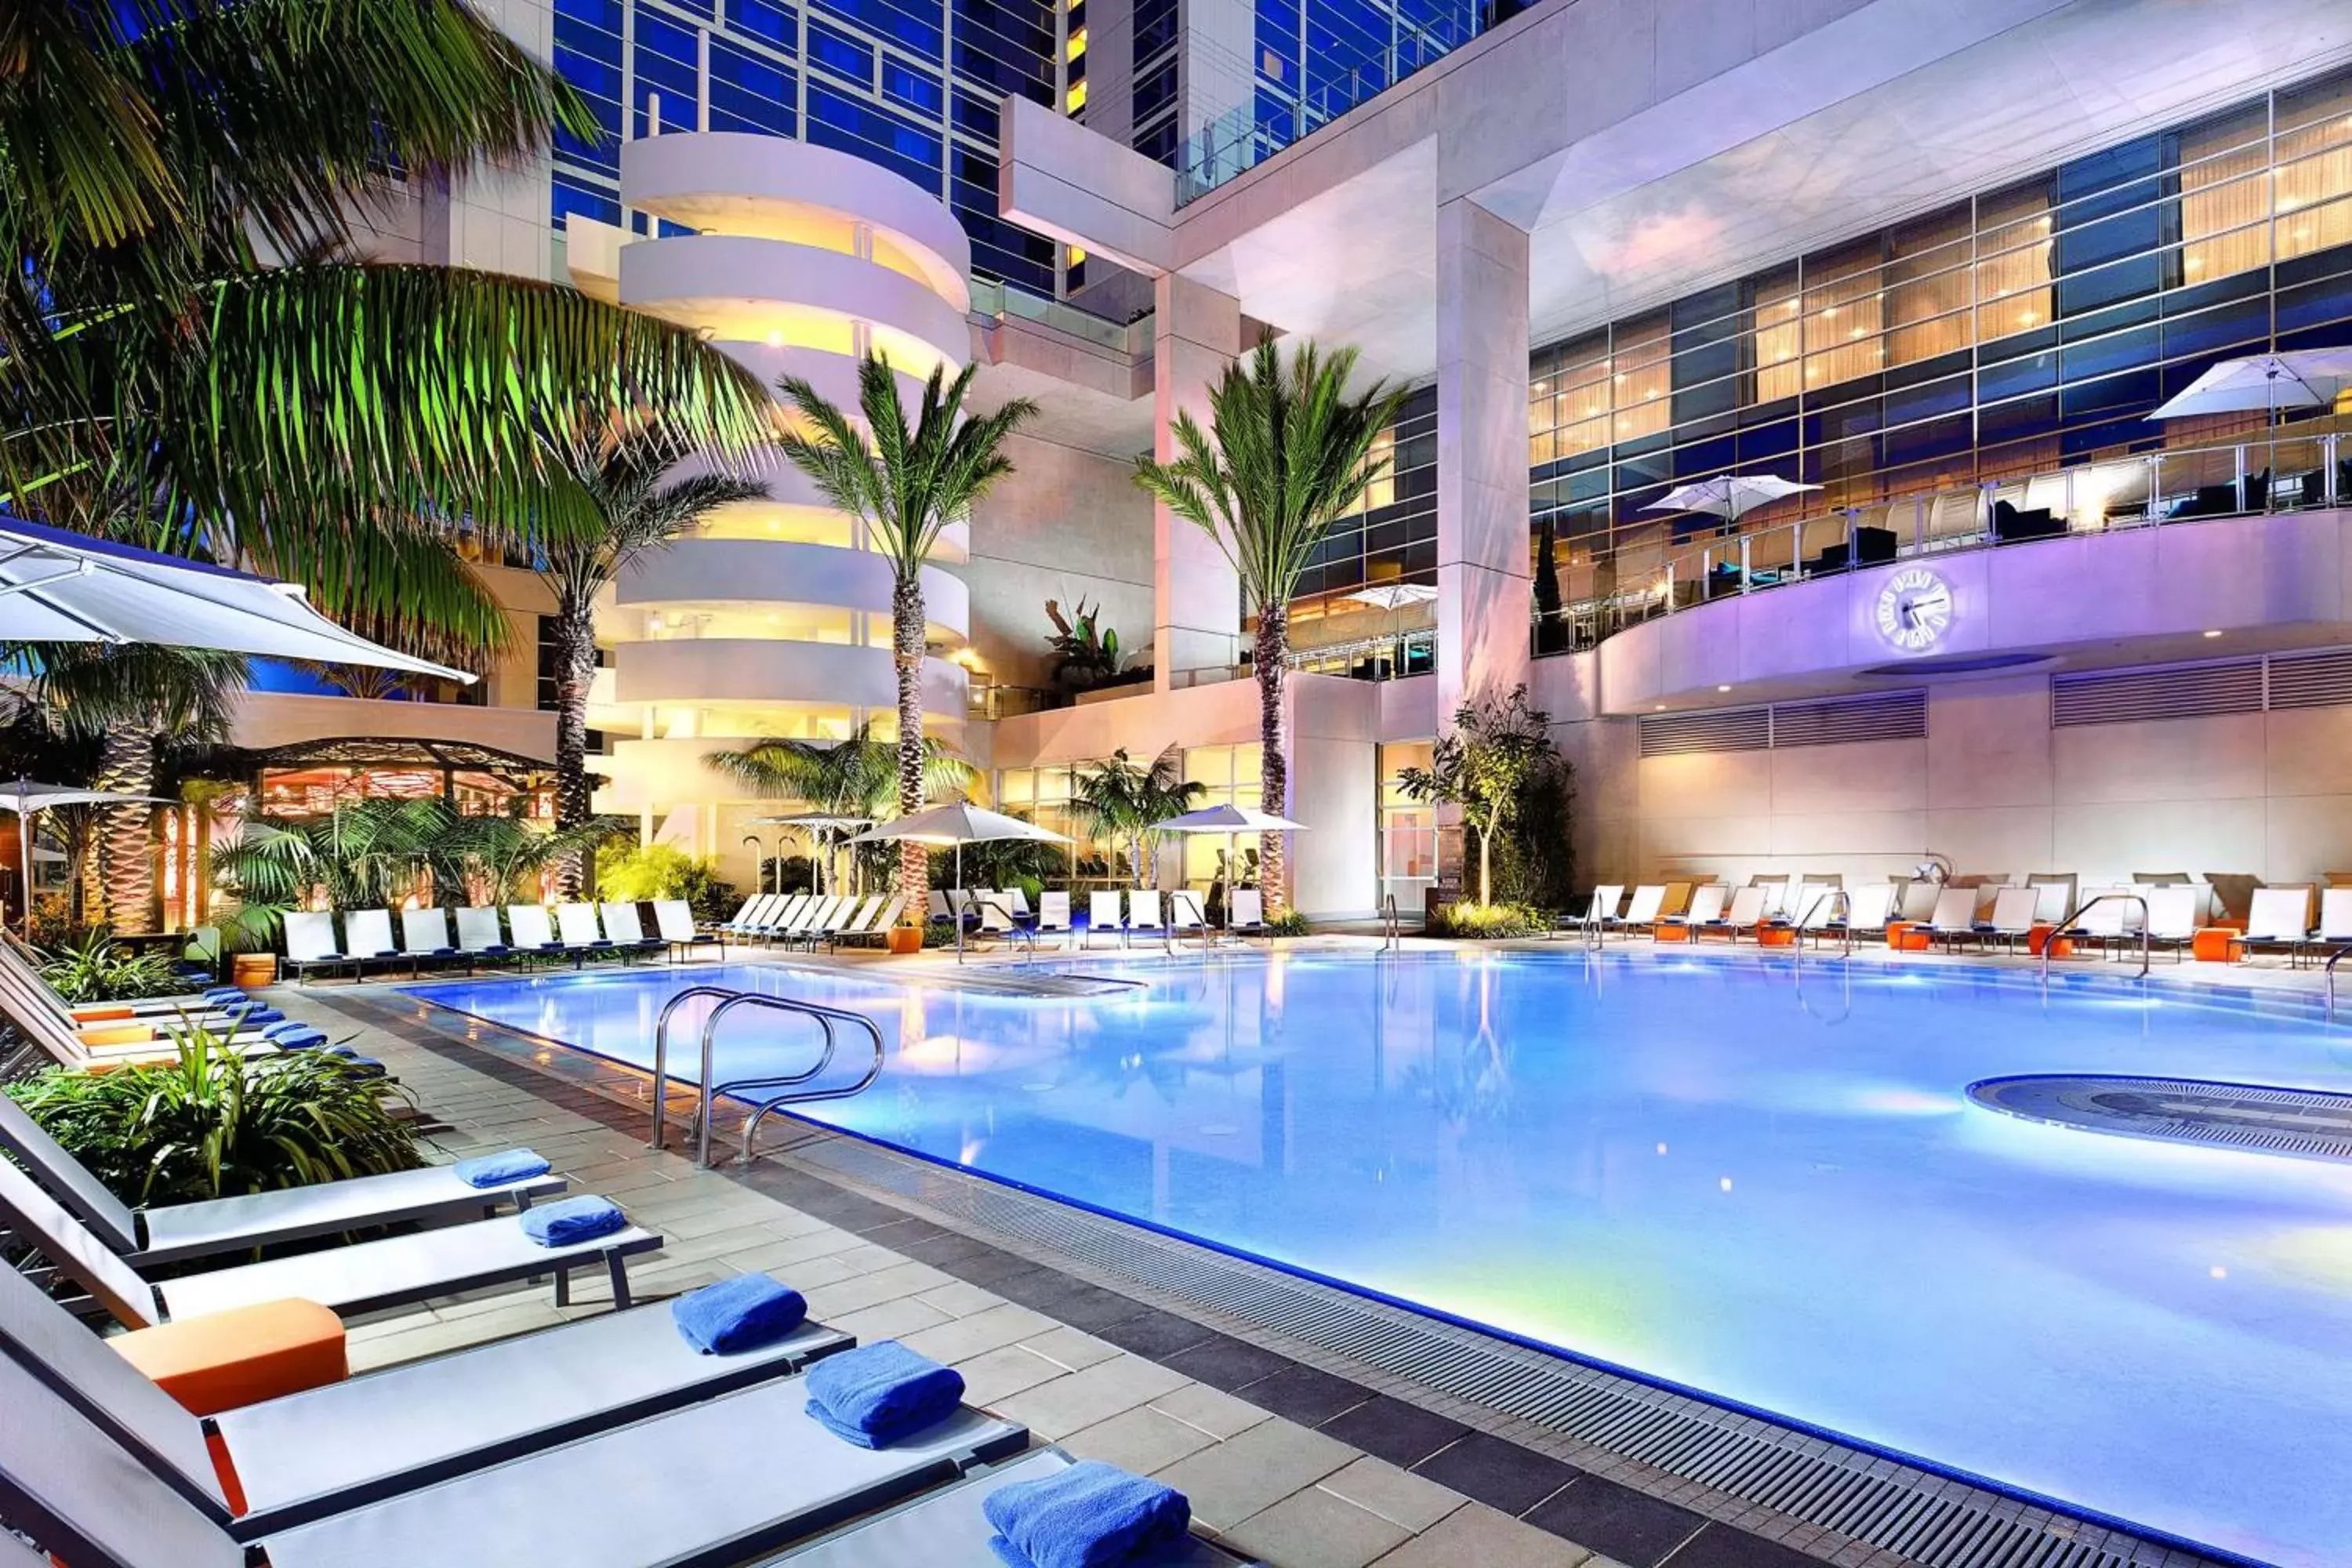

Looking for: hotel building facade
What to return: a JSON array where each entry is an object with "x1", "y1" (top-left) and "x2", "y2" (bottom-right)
[{"x1": 246, "y1": 0, "x2": 2352, "y2": 919}]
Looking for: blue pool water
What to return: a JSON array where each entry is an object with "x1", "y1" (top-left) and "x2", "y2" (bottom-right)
[{"x1": 409, "y1": 953, "x2": 2352, "y2": 1566}]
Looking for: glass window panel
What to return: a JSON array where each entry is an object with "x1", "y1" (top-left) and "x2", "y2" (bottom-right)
[
  {"x1": 1885, "y1": 206, "x2": 1973, "y2": 367},
  {"x1": 1976, "y1": 180, "x2": 2054, "y2": 339},
  {"x1": 1801, "y1": 239, "x2": 1884, "y2": 392},
  {"x1": 2179, "y1": 105, "x2": 2273, "y2": 285},
  {"x1": 1751, "y1": 265, "x2": 1802, "y2": 402},
  {"x1": 1611, "y1": 313, "x2": 1671, "y2": 443}
]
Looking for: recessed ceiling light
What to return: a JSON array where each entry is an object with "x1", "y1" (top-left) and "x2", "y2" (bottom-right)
[
  {"x1": 1717, "y1": 684, "x2": 1732, "y2": 692},
  {"x1": 2203, "y1": 629, "x2": 2223, "y2": 638},
  {"x1": 1654, "y1": 704, "x2": 1666, "y2": 711}
]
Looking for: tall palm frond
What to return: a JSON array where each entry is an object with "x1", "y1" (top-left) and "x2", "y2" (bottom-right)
[
  {"x1": 1131, "y1": 336, "x2": 1404, "y2": 913},
  {"x1": 1067, "y1": 746, "x2": 1203, "y2": 888},
  {"x1": 704, "y1": 724, "x2": 973, "y2": 818}
]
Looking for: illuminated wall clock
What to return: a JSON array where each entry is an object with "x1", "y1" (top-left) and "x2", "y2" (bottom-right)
[{"x1": 1875, "y1": 567, "x2": 1951, "y2": 652}]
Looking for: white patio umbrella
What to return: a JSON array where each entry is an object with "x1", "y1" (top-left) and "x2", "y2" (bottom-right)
[
  {"x1": 0, "y1": 515, "x2": 471, "y2": 678},
  {"x1": 852, "y1": 804, "x2": 1069, "y2": 957},
  {"x1": 0, "y1": 781, "x2": 172, "y2": 938},
  {"x1": 1342, "y1": 583, "x2": 1439, "y2": 612},
  {"x1": 1149, "y1": 803, "x2": 1307, "y2": 929},
  {"x1": 2149, "y1": 350, "x2": 2352, "y2": 422},
  {"x1": 1644, "y1": 474, "x2": 1822, "y2": 532}
]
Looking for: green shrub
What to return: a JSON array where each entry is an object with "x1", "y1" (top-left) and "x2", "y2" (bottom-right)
[
  {"x1": 1265, "y1": 909, "x2": 1312, "y2": 938},
  {"x1": 1425, "y1": 901, "x2": 1546, "y2": 939},
  {"x1": 594, "y1": 843, "x2": 739, "y2": 921},
  {"x1": 38, "y1": 933, "x2": 187, "y2": 1004},
  {"x1": 5, "y1": 1028, "x2": 423, "y2": 1207}
]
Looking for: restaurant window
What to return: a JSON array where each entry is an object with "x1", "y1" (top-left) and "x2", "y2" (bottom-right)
[
  {"x1": 1973, "y1": 180, "x2": 2054, "y2": 342},
  {"x1": 1799, "y1": 238, "x2": 1885, "y2": 392},
  {"x1": 2275, "y1": 71, "x2": 2352, "y2": 263},
  {"x1": 1884, "y1": 205, "x2": 1973, "y2": 368},
  {"x1": 2178, "y1": 105, "x2": 2273, "y2": 286},
  {"x1": 1610, "y1": 311, "x2": 1671, "y2": 444}
]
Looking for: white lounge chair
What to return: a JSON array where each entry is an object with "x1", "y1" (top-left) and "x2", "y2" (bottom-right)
[
  {"x1": 454, "y1": 906, "x2": 512, "y2": 967},
  {"x1": 2242, "y1": 886, "x2": 2314, "y2": 964},
  {"x1": 2062, "y1": 886, "x2": 2142, "y2": 958},
  {"x1": 0, "y1": 1153, "x2": 659, "y2": 1329},
  {"x1": 1707, "y1": 884, "x2": 1768, "y2": 941},
  {"x1": 282, "y1": 910, "x2": 352, "y2": 985},
  {"x1": 503, "y1": 904, "x2": 564, "y2": 968},
  {"x1": 599, "y1": 902, "x2": 667, "y2": 963},
  {"x1": 1925, "y1": 887, "x2": 1982, "y2": 951},
  {"x1": 1978, "y1": 887, "x2": 2041, "y2": 954},
  {"x1": 653, "y1": 899, "x2": 716, "y2": 960},
  {"x1": 1227, "y1": 887, "x2": 1268, "y2": 937},
  {"x1": 832, "y1": 895, "x2": 907, "y2": 949},
  {"x1": 1616, "y1": 884, "x2": 1665, "y2": 937},
  {"x1": 806, "y1": 895, "x2": 880, "y2": 951},
  {"x1": 0, "y1": 1261, "x2": 851, "y2": 1538},
  {"x1": 398, "y1": 908, "x2": 460, "y2": 975},
  {"x1": 1034, "y1": 891, "x2": 1073, "y2": 947},
  {"x1": 0, "y1": 947, "x2": 296, "y2": 1062},
  {"x1": 2314, "y1": 887, "x2": 2352, "y2": 953},
  {"x1": 1127, "y1": 889, "x2": 1167, "y2": 948},
  {"x1": 0, "y1": 1091, "x2": 561, "y2": 1268},
  {"x1": 0, "y1": 1334, "x2": 1025, "y2": 1568},
  {"x1": 555, "y1": 903, "x2": 616, "y2": 964},
  {"x1": 1085, "y1": 890, "x2": 1124, "y2": 948},
  {"x1": 1170, "y1": 890, "x2": 1210, "y2": 946},
  {"x1": 1560, "y1": 884, "x2": 1621, "y2": 938},
  {"x1": 926, "y1": 890, "x2": 954, "y2": 924},
  {"x1": 749, "y1": 894, "x2": 804, "y2": 943},
  {"x1": 2143, "y1": 885, "x2": 2198, "y2": 961},
  {"x1": 1665, "y1": 884, "x2": 1727, "y2": 935},
  {"x1": 341, "y1": 909, "x2": 402, "y2": 978},
  {"x1": 1838, "y1": 883, "x2": 1896, "y2": 942},
  {"x1": 713, "y1": 895, "x2": 779, "y2": 947}
]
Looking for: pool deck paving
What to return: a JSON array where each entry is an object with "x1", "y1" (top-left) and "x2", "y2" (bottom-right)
[{"x1": 251, "y1": 938, "x2": 2281, "y2": 1568}]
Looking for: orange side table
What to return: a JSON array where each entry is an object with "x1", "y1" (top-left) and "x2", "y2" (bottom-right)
[
  {"x1": 111, "y1": 1298, "x2": 347, "y2": 1415},
  {"x1": 1653, "y1": 923, "x2": 1693, "y2": 943},
  {"x1": 1755, "y1": 925, "x2": 1797, "y2": 947},
  {"x1": 2191, "y1": 927, "x2": 2245, "y2": 963},
  {"x1": 2024, "y1": 923, "x2": 2075, "y2": 959},
  {"x1": 1885, "y1": 920, "x2": 1931, "y2": 952}
]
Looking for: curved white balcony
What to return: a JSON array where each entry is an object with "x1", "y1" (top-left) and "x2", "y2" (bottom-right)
[
  {"x1": 612, "y1": 637, "x2": 966, "y2": 716},
  {"x1": 621, "y1": 133, "x2": 971, "y2": 311},
  {"x1": 620, "y1": 238, "x2": 969, "y2": 375},
  {"x1": 619, "y1": 540, "x2": 968, "y2": 638},
  {"x1": 711, "y1": 342, "x2": 935, "y2": 416}
]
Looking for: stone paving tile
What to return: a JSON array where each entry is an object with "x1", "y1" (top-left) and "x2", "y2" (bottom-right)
[
  {"x1": 951, "y1": 1343, "x2": 1072, "y2": 1406},
  {"x1": 1152, "y1": 1416, "x2": 1356, "y2": 1531},
  {"x1": 823, "y1": 1295, "x2": 956, "y2": 1342},
  {"x1": 1368, "y1": 1503, "x2": 1596, "y2": 1568},
  {"x1": 897, "y1": 1301, "x2": 1061, "y2": 1363},
  {"x1": 1526, "y1": 1478, "x2": 1708, "y2": 1568},
  {"x1": 912, "y1": 1279, "x2": 1006, "y2": 1318},
  {"x1": 1059, "y1": 1403, "x2": 1220, "y2": 1475},
  {"x1": 1149, "y1": 1381, "x2": 1278, "y2": 1441},
  {"x1": 1317, "y1": 1457, "x2": 1469, "y2": 1534},
  {"x1": 1095, "y1": 1306, "x2": 1218, "y2": 1358},
  {"x1": 1413, "y1": 1432, "x2": 1581, "y2": 1517},
  {"x1": 1236, "y1": 1363, "x2": 1374, "y2": 1427},
  {"x1": 991, "y1": 1353, "x2": 1192, "y2": 1441},
  {"x1": 1018, "y1": 1325, "x2": 1123, "y2": 1372},
  {"x1": 1317, "y1": 1395, "x2": 1476, "y2": 1468},
  {"x1": 1225, "y1": 1484, "x2": 1414, "y2": 1568},
  {"x1": 1162, "y1": 1334, "x2": 1297, "y2": 1392}
]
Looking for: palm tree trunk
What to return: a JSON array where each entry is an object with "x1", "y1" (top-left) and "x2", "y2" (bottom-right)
[
  {"x1": 93, "y1": 728, "x2": 158, "y2": 932},
  {"x1": 1254, "y1": 604, "x2": 1290, "y2": 916},
  {"x1": 550, "y1": 595, "x2": 598, "y2": 899},
  {"x1": 892, "y1": 575, "x2": 930, "y2": 898}
]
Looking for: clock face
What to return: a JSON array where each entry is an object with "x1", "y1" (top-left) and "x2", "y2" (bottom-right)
[{"x1": 1875, "y1": 567, "x2": 1951, "y2": 652}]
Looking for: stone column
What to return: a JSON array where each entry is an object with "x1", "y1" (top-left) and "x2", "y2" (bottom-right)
[
  {"x1": 1152, "y1": 272, "x2": 1243, "y2": 692},
  {"x1": 1434, "y1": 197, "x2": 1532, "y2": 721}
]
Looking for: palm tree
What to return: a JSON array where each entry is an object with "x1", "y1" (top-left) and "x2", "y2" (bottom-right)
[
  {"x1": 1068, "y1": 746, "x2": 1203, "y2": 889},
  {"x1": 774, "y1": 358, "x2": 1036, "y2": 900},
  {"x1": 31, "y1": 645, "x2": 245, "y2": 931},
  {"x1": 535, "y1": 412, "x2": 768, "y2": 895},
  {"x1": 704, "y1": 722, "x2": 972, "y2": 891},
  {"x1": 2, "y1": 0, "x2": 770, "y2": 643},
  {"x1": 1132, "y1": 336, "x2": 1404, "y2": 913}
]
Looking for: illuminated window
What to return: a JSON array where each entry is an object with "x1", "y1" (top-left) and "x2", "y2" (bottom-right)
[
  {"x1": 1066, "y1": 26, "x2": 1087, "y2": 60},
  {"x1": 2179, "y1": 106, "x2": 2272, "y2": 284},
  {"x1": 2274, "y1": 74, "x2": 2352, "y2": 262},
  {"x1": 1973, "y1": 180, "x2": 2053, "y2": 341},
  {"x1": 1610, "y1": 312, "x2": 1670, "y2": 444},
  {"x1": 1065, "y1": 78, "x2": 1087, "y2": 111}
]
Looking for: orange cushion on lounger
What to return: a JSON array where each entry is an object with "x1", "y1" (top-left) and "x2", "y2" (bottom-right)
[
  {"x1": 110, "y1": 1298, "x2": 347, "y2": 1415},
  {"x1": 79, "y1": 1023, "x2": 165, "y2": 1047}
]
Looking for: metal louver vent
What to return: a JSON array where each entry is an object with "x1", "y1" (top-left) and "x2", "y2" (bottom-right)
[
  {"x1": 1770, "y1": 691, "x2": 1927, "y2": 748},
  {"x1": 2267, "y1": 647, "x2": 2352, "y2": 711},
  {"x1": 2052, "y1": 660, "x2": 2263, "y2": 727},
  {"x1": 1639, "y1": 707, "x2": 1769, "y2": 757}
]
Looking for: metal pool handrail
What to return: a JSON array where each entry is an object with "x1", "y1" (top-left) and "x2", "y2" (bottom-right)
[
  {"x1": 2043, "y1": 893, "x2": 2151, "y2": 985},
  {"x1": 2325, "y1": 944, "x2": 2352, "y2": 1023},
  {"x1": 1382, "y1": 894, "x2": 1399, "y2": 952},
  {"x1": 1790, "y1": 890, "x2": 1852, "y2": 972},
  {"x1": 648, "y1": 985, "x2": 883, "y2": 1163}
]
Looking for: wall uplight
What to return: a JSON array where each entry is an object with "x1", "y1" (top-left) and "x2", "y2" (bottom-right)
[
  {"x1": 1716, "y1": 684, "x2": 1732, "y2": 693},
  {"x1": 2204, "y1": 629, "x2": 2224, "y2": 638}
]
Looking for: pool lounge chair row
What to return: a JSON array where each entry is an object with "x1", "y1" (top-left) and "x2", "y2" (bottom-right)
[
  {"x1": 284, "y1": 901, "x2": 718, "y2": 982},
  {"x1": 0, "y1": 1122, "x2": 1249, "y2": 1568},
  {"x1": 0, "y1": 934, "x2": 319, "y2": 1069},
  {"x1": 710, "y1": 892, "x2": 909, "y2": 950}
]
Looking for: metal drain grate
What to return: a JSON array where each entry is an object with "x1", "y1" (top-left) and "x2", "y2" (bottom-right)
[
  {"x1": 796, "y1": 1135, "x2": 2230, "y2": 1568},
  {"x1": 1972, "y1": 1075, "x2": 2352, "y2": 1162}
]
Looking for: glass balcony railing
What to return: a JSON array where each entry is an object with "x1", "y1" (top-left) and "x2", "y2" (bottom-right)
[
  {"x1": 1287, "y1": 626, "x2": 1436, "y2": 681},
  {"x1": 969, "y1": 279, "x2": 1151, "y2": 355},
  {"x1": 1531, "y1": 431, "x2": 2350, "y2": 656}
]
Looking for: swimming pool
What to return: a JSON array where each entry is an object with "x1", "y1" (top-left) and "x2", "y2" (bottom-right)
[{"x1": 409, "y1": 953, "x2": 2352, "y2": 1566}]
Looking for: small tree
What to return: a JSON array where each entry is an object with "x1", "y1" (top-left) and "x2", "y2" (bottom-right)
[
  {"x1": 1396, "y1": 684, "x2": 1557, "y2": 908},
  {"x1": 1067, "y1": 746, "x2": 1204, "y2": 888}
]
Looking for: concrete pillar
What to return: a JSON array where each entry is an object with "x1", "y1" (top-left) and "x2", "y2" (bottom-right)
[
  {"x1": 1152, "y1": 273, "x2": 1243, "y2": 692},
  {"x1": 1434, "y1": 197, "x2": 1533, "y2": 721}
]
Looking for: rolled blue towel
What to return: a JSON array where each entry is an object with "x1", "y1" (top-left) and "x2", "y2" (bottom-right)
[
  {"x1": 201, "y1": 987, "x2": 245, "y2": 1005},
  {"x1": 455, "y1": 1148, "x2": 554, "y2": 1189},
  {"x1": 517, "y1": 1195, "x2": 626, "y2": 1247},
  {"x1": 803, "y1": 1341, "x2": 964, "y2": 1449},
  {"x1": 327, "y1": 1052, "x2": 386, "y2": 1078},
  {"x1": 984, "y1": 1461, "x2": 1192, "y2": 1568},
  {"x1": 261, "y1": 1019, "x2": 325, "y2": 1044},
  {"x1": 224, "y1": 1004, "x2": 284, "y2": 1026},
  {"x1": 671, "y1": 1274, "x2": 808, "y2": 1355}
]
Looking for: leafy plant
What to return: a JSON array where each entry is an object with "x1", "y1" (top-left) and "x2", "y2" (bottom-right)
[
  {"x1": 775, "y1": 356, "x2": 1036, "y2": 900},
  {"x1": 593, "y1": 842, "x2": 738, "y2": 920},
  {"x1": 1425, "y1": 902, "x2": 1545, "y2": 939},
  {"x1": 5, "y1": 1028, "x2": 421, "y2": 1207},
  {"x1": 1265, "y1": 909, "x2": 1313, "y2": 938},
  {"x1": 1044, "y1": 597, "x2": 1124, "y2": 690},
  {"x1": 1132, "y1": 336, "x2": 1406, "y2": 914},
  {"x1": 1396, "y1": 684, "x2": 1563, "y2": 907},
  {"x1": 706, "y1": 722, "x2": 973, "y2": 896},
  {"x1": 38, "y1": 933, "x2": 185, "y2": 1004},
  {"x1": 1067, "y1": 746, "x2": 1203, "y2": 889}
]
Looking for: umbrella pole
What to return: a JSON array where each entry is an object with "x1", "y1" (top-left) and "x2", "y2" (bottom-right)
[{"x1": 18, "y1": 811, "x2": 30, "y2": 943}]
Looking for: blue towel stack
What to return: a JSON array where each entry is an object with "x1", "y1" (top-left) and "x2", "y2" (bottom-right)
[
  {"x1": 260, "y1": 1020, "x2": 328, "y2": 1051},
  {"x1": 803, "y1": 1341, "x2": 964, "y2": 1448},
  {"x1": 518, "y1": 1195, "x2": 626, "y2": 1247},
  {"x1": 201, "y1": 987, "x2": 245, "y2": 1006},
  {"x1": 454, "y1": 1149, "x2": 553, "y2": 1189},
  {"x1": 671, "y1": 1274, "x2": 808, "y2": 1355},
  {"x1": 323, "y1": 1047, "x2": 387, "y2": 1078},
  {"x1": 227, "y1": 1004, "x2": 285, "y2": 1026},
  {"x1": 983, "y1": 1461, "x2": 1192, "y2": 1568}
]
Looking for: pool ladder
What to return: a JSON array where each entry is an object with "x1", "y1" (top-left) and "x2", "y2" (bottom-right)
[
  {"x1": 647, "y1": 985, "x2": 887, "y2": 1167},
  {"x1": 1788, "y1": 890, "x2": 1853, "y2": 972},
  {"x1": 2041, "y1": 892, "x2": 2151, "y2": 985},
  {"x1": 2325, "y1": 944, "x2": 2352, "y2": 1023},
  {"x1": 1381, "y1": 893, "x2": 1401, "y2": 952}
]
